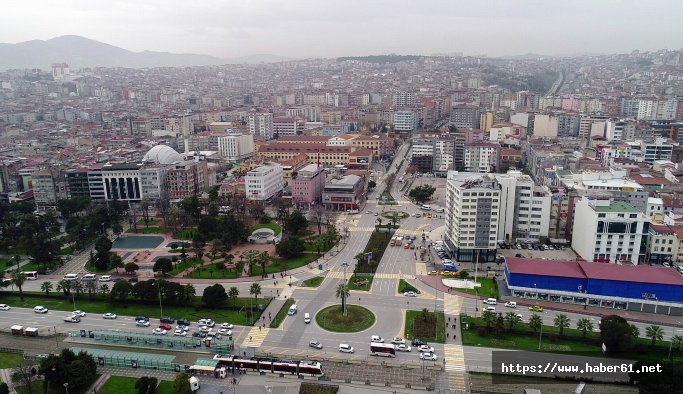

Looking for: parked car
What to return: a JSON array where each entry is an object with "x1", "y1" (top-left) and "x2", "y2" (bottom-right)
[
  {"x1": 309, "y1": 340, "x2": 323, "y2": 349},
  {"x1": 34, "y1": 306, "x2": 48, "y2": 314},
  {"x1": 391, "y1": 337, "x2": 405, "y2": 344},
  {"x1": 417, "y1": 344, "x2": 434, "y2": 353},
  {"x1": 529, "y1": 305, "x2": 544, "y2": 312},
  {"x1": 152, "y1": 328, "x2": 167, "y2": 335},
  {"x1": 99, "y1": 275, "x2": 112, "y2": 282},
  {"x1": 339, "y1": 344, "x2": 354, "y2": 353},
  {"x1": 420, "y1": 352, "x2": 438, "y2": 361},
  {"x1": 0, "y1": 304, "x2": 10, "y2": 311},
  {"x1": 404, "y1": 291, "x2": 417, "y2": 297},
  {"x1": 395, "y1": 344, "x2": 412, "y2": 352},
  {"x1": 102, "y1": 313, "x2": 117, "y2": 319},
  {"x1": 136, "y1": 320, "x2": 150, "y2": 327}
]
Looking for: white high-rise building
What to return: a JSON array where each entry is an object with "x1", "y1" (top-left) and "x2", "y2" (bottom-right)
[
  {"x1": 217, "y1": 133, "x2": 255, "y2": 162},
  {"x1": 495, "y1": 170, "x2": 551, "y2": 242},
  {"x1": 393, "y1": 110, "x2": 419, "y2": 131},
  {"x1": 571, "y1": 197, "x2": 650, "y2": 265},
  {"x1": 605, "y1": 119, "x2": 636, "y2": 142},
  {"x1": 248, "y1": 112, "x2": 274, "y2": 139},
  {"x1": 246, "y1": 164, "x2": 284, "y2": 201}
]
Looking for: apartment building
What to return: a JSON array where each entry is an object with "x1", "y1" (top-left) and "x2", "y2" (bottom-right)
[
  {"x1": 245, "y1": 164, "x2": 285, "y2": 201},
  {"x1": 605, "y1": 119, "x2": 636, "y2": 142},
  {"x1": 248, "y1": 112, "x2": 274, "y2": 139},
  {"x1": 445, "y1": 172, "x2": 500, "y2": 263},
  {"x1": 273, "y1": 117, "x2": 305, "y2": 136},
  {"x1": 292, "y1": 164, "x2": 326, "y2": 209},
  {"x1": 217, "y1": 133, "x2": 255, "y2": 162},
  {"x1": 166, "y1": 160, "x2": 209, "y2": 199},
  {"x1": 410, "y1": 133, "x2": 456, "y2": 174},
  {"x1": 449, "y1": 105, "x2": 480, "y2": 129},
  {"x1": 393, "y1": 110, "x2": 419, "y2": 131},
  {"x1": 463, "y1": 142, "x2": 500, "y2": 172},
  {"x1": 571, "y1": 197, "x2": 650, "y2": 265},
  {"x1": 495, "y1": 170, "x2": 551, "y2": 242}
]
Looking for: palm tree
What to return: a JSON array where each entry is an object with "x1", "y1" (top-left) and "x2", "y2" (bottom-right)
[
  {"x1": 13, "y1": 255, "x2": 21, "y2": 270},
  {"x1": 249, "y1": 283, "x2": 262, "y2": 306},
  {"x1": 482, "y1": 310, "x2": 496, "y2": 330},
  {"x1": 630, "y1": 324, "x2": 640, "y2": 339},
  {"x1": 99, "y1": 284, "x2": 110, "y2": 296},
  {"x1": 11, "y1": 270, "x2": 26, "y2": 301},
  {"x1": 183, "y1": 284, "x2": 195, "y2": 303},
  {"x1": 672, "y1": 335, "x2": 683, "y2": 351},
  {"x1": 645, "y1": 325, "x2": 664, "y2": 347},
  {"x1": 420, "y1": 308, "x2": 431, "y2": 322},
  {"x1": 576, "y1": 318, "x2": 594, "y2": 339},
  {"x1": 57, "y1": 279, "x2": 72, "y2": 296},
  {"x1": 528, "y1": 314, "x2": 542, "y2": 334},
  {"x1": 554, "y1": 314, "x2": 570, "y2": 337},
  {"x1": 40, "y1": 281, "x2": 53, "y2": 296},
  {"x1": 258, "y1": 252, "x2": 269, "y2": 278},
  {"x1": 336, "y1": 283, "x2": 350, "y2": 315},
  {"x1": 71, "y1": 280, "x2": 84, "y2": 297},
  {"x1": 504, "y1": 312, "x2": 521, "y2": 332},
  {"x1": 228, "y1": 287, "x2": 239, "y2": 305}
]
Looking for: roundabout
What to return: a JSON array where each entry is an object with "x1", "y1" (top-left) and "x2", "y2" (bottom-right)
[
  {"x1": 380, "y1": 211, "x2": 409, "y2": 220},
  {"x1": 315, "y1": 304, "x2": 376, "y2": 333}
]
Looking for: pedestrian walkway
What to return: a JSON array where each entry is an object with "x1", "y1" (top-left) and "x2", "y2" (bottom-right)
[
  {"x1": 0, "y1": 368, "x2": 14, "y2": 393},
  {"x1": 325, "y1": 271, "x2": 415, "y2": 280},
  {"x1": 347, "y1": 227, "x2": 375, "y2": 233},
  {"x1": 444, "y1": 293, "x2": 463, "y2": 315},
  {"x1": 241, "y1": 326, "x2": 270, "y2": 347},
  {"x1": 442, "y1": 293, "x2": 468, "y2": 392}
]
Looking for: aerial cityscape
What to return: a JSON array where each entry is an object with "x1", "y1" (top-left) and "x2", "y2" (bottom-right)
[{"x1": 0, "y1": 1, "x2": 683, "y2": 394}]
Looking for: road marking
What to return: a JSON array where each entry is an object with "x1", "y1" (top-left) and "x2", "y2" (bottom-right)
[
  {"x1": 396, "y1": 309, "x2": 406, "y2": 339},
  {"x1": 443, "y1": 293, "x2": 463, "y2": 315},
  {"x1": 444, "y1": 344, "x2": 467, "y2": 391},
  {"x1": 347, "y1": 227, "x2": 374, "y2": 233},
  {"x1": 241, "y1": 326, "x2": 270, "y2": 347},
  {"x1": 415, "y1": 263, "x2": 427, "y2": 275},
  {"x1": 374, "y1": 273, "x2": 415, "y2": 280}
]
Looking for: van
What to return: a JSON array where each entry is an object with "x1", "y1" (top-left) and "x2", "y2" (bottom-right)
[
  {"x1": 287, "y1": 304, "x2": 298, "y2": 316},
  {"x1": 82, "y1": 274, "x2": 96, "y2": 281},
  {"x1": 484, "y1": 298, "x2": 497, "y2": 305},
  {"x1": 435, "y1": 208, "x2": 445, "y2": 213},
  {"x1": 63, "y1": 274, "x2": 79, "y2": 281},
  {"x1": 304, "y1": 313, "x2": 311, "y2": 324},
  {"x1": 421, "y1": 204, "x2": 431, "y2": 210},
  {"x1": 485, "y1": 306, "x2": 496, "y2": 312}
]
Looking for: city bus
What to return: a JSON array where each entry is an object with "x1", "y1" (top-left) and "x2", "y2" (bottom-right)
[
  {"x1": 370, "y1": 343, "x2": 396, "y2": 358},
  {"x1": 21, "y1": 271, "x2": 38, "y2": 280}
]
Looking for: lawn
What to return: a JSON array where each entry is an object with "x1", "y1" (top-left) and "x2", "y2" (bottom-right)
[
  {"x1": 0, "y1": 292, "x2": 269, "y2": 325},
  {"x1": 398, "y1": 279, "x2": 419, "y2": 294},
  {"x1": 168, "y1": 257, "x2": 202, "y2": 276},
  {"x1": 98, "y1": 376, "x2": 138, "y2": 394},
  {"x1": 59, "y1": 246, "x2": 74, "y2": 255},
  {"x1": 302, "y1": 276, "x2": 324, "y2": 288},
  {"x1": 187, "y1": 266, "x2": 241, "y2": 279},
  {"x1": 16, "y1": 376, "x2": 99, "y2": 394},
  {"x1": 405, "y1": 310, "x2": 445, "y2": 343},
  {"x1": 250, "y1": 253, "x2": 318, "y2": 276},
  {"x1": 355, "y1": 230, "x2": 392, "y2": 274},
  {"x1": 172, "y1": 228, "x2": 198, "y2": 241},
  {"x1": 0, "y1": 351, "x2": 23, "y2": 368},
  {"x1": 316, "y1": 304, "x2": 376, "y2": 333},
  {"x1": 252, "y1": 223, "x2": 282, "y2": 237},
  {"x1": 347, "y1": 274, "x2": 374, "y2": 291},
  {"x1": 270, "y1": 299, "x2": 295, "y2": 328},
  {"x1": 156, "y1": 381, "x2": 174, "y2": 394},
  {"x1": 126, "y1": 227, "x2": 167, "y2": 234},
  {"x1": 454, "y1": 278, "x2": 499, "y2": 299},
  {"x1": 137, "y1": 218, "x2": 160, "y2": 226}
]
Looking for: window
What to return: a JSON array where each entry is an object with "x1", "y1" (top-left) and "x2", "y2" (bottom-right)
[{"x1": 598, "y1": 213, "x2": 606, "y2": 218}]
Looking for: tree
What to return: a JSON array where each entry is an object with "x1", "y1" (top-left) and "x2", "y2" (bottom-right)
[
  {"x1": 72, "y1": 280, "x2": 84, "y2": 297},
  {"x1": 495, "y1": 313, "x2": 505, "y2": 334},
  {"x1": 336, "y1": 283, "x2": 350, "y2": 315},
  {"x1": 420, "y1": 308, "x2": 431, "y2": 322},
  {"x1": 11, "y1": 360, "x2": 37, "y2": 394},
  {"x1": 645, "y1": 325, "x2": 664, "y2": 347},
  {"x1": 482, "y1": 310, "x2": 496, "y2": 330},
  {"x1": 228, "y1": 287, "x2": 239, "y2": 305},
  {"x1": 183, "y1": 284, "x2": 195, "y2": 303},
  {"x1": 368, "y1": 180, "x2": 377, "y2": 190},
  {"x1": 110, "y1": 280, "x2": 133, "y2": 302},
  {"x1": 250, "y1": 282, "x2": 261, "y2": 305},
  {"x1": 630, "y1": 324, "x2": 640, "y2": 339},
  {"x1": 153, "y1": 258, "x2": 173, "y2": 276},
  {"x1": 40, "y1": 281, "x2": 53, "y2": 295},
  {"x1": 109, "y1": 254, "x2": 123, "y2": 273},
  {"x1": 39, "y1": 349, "x2": 97, "y2": 393},
  {"x1": 553, "y1": 314, "x2": 570, "y2": 338},
  {"x1": 0, "y1": 382, "x2": 8, "y2": 394},
  {"x1": 192, "y1": 235, "x2": 206, "y2": 260},
  {"x1": 528, "y1": 314, "x2": 542, "y2": 334},
  {"x1": 125, "y1": 262, "x2": 140, "y2": 275},
  {"x1": 11, "y1": 270, "x2": 25, "y2": 301},
  {"x1": 408, "y1": 185, "x2": 436, "y2": 204},
  {"x1": 99, "y1": 284, "x2": 110, "y2": 296},
  {"x1": 202, "y1": 284, "x2": 227, "y2": 307},
  {"x1": 576, "y1": 318, "x2": 594, "y2": 339},
  {"x1": 181, "y1": 195, "x2": 202, "y2": 220},
  {"x1": 286, "y1": 211, "x2": 308, "y2": 235},
  {"x1": 135, "y1": 376, "x2": 157, "y2": 394},
  {"x1": 504, "y1": 312, "x2": 521, "y2": 332},
  {"x1": 84, "y1": 280, "x2": 97, "y2": 298},
  {"x1": 172, "y1": 372, "x2": 193, "y2": 394},
  {"x1": 275, "y1": 237, "x2": 305, "y2": 259},
  {"x1": 57, "y1": 279, "x2": 72, "y2": 296},
  {"x1": 600, "y1": 315, "x2": 632, "y2": 353}
]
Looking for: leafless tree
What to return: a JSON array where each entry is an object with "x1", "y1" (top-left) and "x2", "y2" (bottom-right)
[{"x1": 11, "y1": 359, "x2": 37, "y2": 394}]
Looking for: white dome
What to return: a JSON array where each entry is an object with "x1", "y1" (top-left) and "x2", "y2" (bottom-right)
[{"x1": 142, "y1": 145, "x2": 183, "y2": 165}]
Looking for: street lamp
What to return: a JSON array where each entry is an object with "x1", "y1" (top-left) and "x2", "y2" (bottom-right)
[
  {"x1": 63, "y1": 382, "x2": 69, "y2": 394},
  {"x1": 538, "y1": 317, "x2": 543, "y2": 351}
]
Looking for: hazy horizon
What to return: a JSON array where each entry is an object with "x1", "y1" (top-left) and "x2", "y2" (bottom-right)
[{"x1": 2, "y1": 0, "x2": 682, "y2": 59}]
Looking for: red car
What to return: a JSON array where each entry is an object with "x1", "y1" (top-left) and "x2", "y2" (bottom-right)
[{"x1": 159, "y1": 323, "x2": 172, "y2": 331}]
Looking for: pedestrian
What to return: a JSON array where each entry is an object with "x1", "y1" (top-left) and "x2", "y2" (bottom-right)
[
  {"x1": 259, "y1": 326, "x2": 261, "y2": 331},
  {"x1": 447, "y1": 333, "x2": 449, "y2": 338},
  {"x1": 249, "y1": 336, "x2": 252, "y2": 341},
  {"x1": 448, "y1": 317, "x2": 450, "y2": 322}
]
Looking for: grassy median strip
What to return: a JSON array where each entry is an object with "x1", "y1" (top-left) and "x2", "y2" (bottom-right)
[
  {"x1": 398, "y1": 279, "x2": 419, "y2": 294},
  {"x1": 452, "y1": 278, "x2": 498, "y2": 299},
  {"x1": 302, "y1": 276, "x2": 324, "y2": 288},
  {"x1": 270, "y1": 299, "x2": 295, "y2": 328},
  {"x1": 404, "y1": 310, "x2": 445, "y2": 343},
  {"x1": 0, "y1": 351, "x2": 23, "y2": 368},
  {"x1": 347, "y1": 274, "x2": 374, "y2": 291}
]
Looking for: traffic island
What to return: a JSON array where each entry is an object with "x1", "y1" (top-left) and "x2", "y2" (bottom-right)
[
  {"x1": 380, "y1": 211, "x2": 409, "y2": 220},
  {"x1": 315, "y1": 304, "x2": 376, "y2": 333}
]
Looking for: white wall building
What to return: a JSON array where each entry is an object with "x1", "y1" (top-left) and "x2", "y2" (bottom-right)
[
  {"x1": 605, "y1": 119, "x2": 636, "y2": 142},
  {"x1": 273, "y1": 117, "x2": 305, "y2": 136},
  {"x1": 571, "y1": 197, "x2": 650, "y2": 265},
  {"x1": 532, "y1": 114, "x2": 559, "y2": 138},
  {"x1": 217, "y1": 133, "x2": 255, "y2": 162},
  {"x1": 393, "y1": 110, "x2": 419, "y2": 131},
  {"x1": 245, "y1": 164, "x2": 285, "y2": 201},
  {"x1": 463, "y1": 142, "x2": 500, "y2": 172},
  {"x1": 495, "y1": 170, "x2": 551, "y2": 242},
  {"x1": 248, "y1": 112, "x2": 274, "y2": 139}
]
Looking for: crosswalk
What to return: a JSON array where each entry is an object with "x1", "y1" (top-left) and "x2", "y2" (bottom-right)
[
  {"x1": 325, "y1": 271, "x2": 416, "y2": 280},
  {"x1": 241, "y1": 326, "x2": 270, "y2": 347},
  {"x1": 347, "y1": 227, "x2": 375, "y2": 232},
  {"x1": 443, "y1": 293, "x2": 463, "y2": 315},
  {"x1": 444, "y1": 344, "x2": 467, "y2": 391}
]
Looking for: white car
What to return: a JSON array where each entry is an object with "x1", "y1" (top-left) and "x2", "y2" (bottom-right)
[
  {"x1": 391, "y1": 337, "x2": 405, "y2": 345},
  {"x1": 72, "y1": 310, "x2": 86, "y2": 317},
  {"x1": 395, "y1": 344, "x2": 412, "y2": 352},
  {"x1": 63, "y1": 315, "x2": 80, "y2": 323},
  {"x1": 220, "y1": 323, "x2": 234, "y2": 330},
  {"x1": 403, "y1": 291, "x2": 417, "y2": 297},
  {"x1": 199, "y1": 325, "x2": 211, "y2": 333},
  {"x1": 136, "y1": 320, "x2": 150, "y2": 327},
  {"x1": 173, "y1": 329, "x2": 188, "y2": 337},
  {"x1": 417, "y1": 344, "x2": 434, "y2": 353},
  {"x1": 504, "y1": 302, "x2": 517, "y2": 308},
  {"x1": 152, "y1": 328, "x2": 167, "y2": 335},
  {"x1": 339, "y1": 344, "x2": 354, "y2": 353},
  {"x1": 371, "y1": 335, "x2": 384, "y2": 343},
  {"x1": 420, "y1": 352, "x2": 438, "y2": 361},
  {"x1": 99, "y1": 275, "x2": 112, "y2": 282},
  {"x1": 218, "y1": 328, "x2": 232, "y2": 336},
  {"x1": 102, "y1": 313, "x2": 117, "y2": 319},
  {"x1": 176, "y1": 325, "x2": 189, "y2": 331},
  {"x1": 198, "y1": 319, "x2": 215, "y2": 327},
  {"x1": 34, "y1": 306, "x2": 48, "y2": 314},
  {"x1": 0, "y1": 304, "x2": 10, "y2": 311},
  {"x1": 309, "y1": 340, "x2": 323, "y2": 349}
]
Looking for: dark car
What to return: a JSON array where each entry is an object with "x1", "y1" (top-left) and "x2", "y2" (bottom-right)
[
  {"x1": 191, "y1": 332, "x2": 201, "y2": 338},
  {"x1": 135, "y1": 315, "x2": 149, "y2": 322},
  {"x1": 515, "y1": 253, "x2": 524, "y2": 258},
  {"x1": 160, "y1": 316, "x2": 175, "y2": 324},
  {"x1": 176, "y1": 319, "x2": 191, "y2": 326},
  {"x1": 411, "y1": 338, "x2": 427, "y2": 347}
]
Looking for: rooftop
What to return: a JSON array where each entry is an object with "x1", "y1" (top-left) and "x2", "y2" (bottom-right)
[{"x1": 592, "y1": 201, "x2": 640, "y2": 213}]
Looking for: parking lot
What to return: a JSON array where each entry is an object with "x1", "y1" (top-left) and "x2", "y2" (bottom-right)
[{"x1": 497, "y1": 243, "x2": 577, "y2": 261}]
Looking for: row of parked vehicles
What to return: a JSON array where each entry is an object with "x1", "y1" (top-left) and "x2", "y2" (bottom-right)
[
  {"x1": 309, "y1": 336, "x2": 438, "y2": 361},
  {"x1": 498, "y1": 241, "x2": 566, "y2": 251}
]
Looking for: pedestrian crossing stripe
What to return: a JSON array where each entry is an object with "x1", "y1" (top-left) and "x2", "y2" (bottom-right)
[
  {"x1": 347, "y1": 227, "x2": 375, "y2": 232},
  {"x1": 444, "y1": 344, "x2": 467, "y2": 391},
  {"x1": 241, "y1": 326, "x2": 270, "y2": 347},
  {"x1": 443, "y1": 294, "x2": 463, "y2": 315},
  {"x1": 374, "y1": 273, "x2": 415, "y2": 280},
  {"x1": 415, "y1": 262, "x2": 428, "y2": 275}
]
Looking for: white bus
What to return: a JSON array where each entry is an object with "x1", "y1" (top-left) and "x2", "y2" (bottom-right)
[
  {"x1": 370, "y1": 343, "x2": 396, "y2": 358},
  {"x1": 21, "y1": 271, "x2": 38, "y2": 280}
]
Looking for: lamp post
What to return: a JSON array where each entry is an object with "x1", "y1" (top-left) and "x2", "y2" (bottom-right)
[
  {"x1": 63, "y1": 382, "x2": 69, "y2": 394},
  {"x1": 158, "y1": 282, "x2": 163, "y2": 318},
  {"x1": 538, "y1": 317, "x2": 543, "y2": 351}
]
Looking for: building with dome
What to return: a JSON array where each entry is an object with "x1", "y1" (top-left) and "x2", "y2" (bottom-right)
[{"x1": 142, "y1": 145, "x2": 183, "y2": 165}]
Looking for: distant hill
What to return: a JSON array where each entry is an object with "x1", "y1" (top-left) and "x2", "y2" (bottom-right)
[
  {"x1": 337, "y1": 54, "x2": 422, "y2": 64},
  {"x1": 0, "y1": 35, "x2": 290, "y2": 70}
]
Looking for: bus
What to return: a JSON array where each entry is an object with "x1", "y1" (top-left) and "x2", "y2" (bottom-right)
[
  {"x1": 21, "y1": 271, "x2": 38, "y2": 280},
  {"x1": 370, "y1": 343, "x2": 396, "y2": 358},
  {"x1": 443, "y1": 263, "x2": 458, "y2": 272}
]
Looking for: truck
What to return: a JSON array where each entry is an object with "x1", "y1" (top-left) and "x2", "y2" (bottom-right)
[
  {"x1": 189, "y1": 376, "x2": 200, "y2": 392},
  {"x1": 11, "y1": 325, "x2": 24, "y2": 335}
]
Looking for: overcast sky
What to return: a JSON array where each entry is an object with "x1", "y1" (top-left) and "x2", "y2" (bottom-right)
[{"x1": 2, "y1": 0, "x2": 682, "y2": 58}]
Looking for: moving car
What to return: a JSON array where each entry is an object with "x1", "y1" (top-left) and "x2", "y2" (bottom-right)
[
  {"x1": 483, "y1": 298, "x2": 497, "y2": 305},
  {"x1": 428, "y1": 271, "x2": 438, "y2": 276},
  {"x1": 152, "y1": 328, "x2": 167, "y2": 335},
  {"x1": 504, "y1": 302, "x2": 517, "y2": 308},
  {"x1": 218, "y1": 328, "x2": 232, "y2": 336},
  {"x1": 339, "y1": 344, "x2": 354, "y2": 353},
  {"x1": 160, "y1": 316, "x2": 175, "y2": 324},
  {"x1": 177, "y1": 319, "x2": 191, "y2": 326},
  {"x1": 403, "y1": 291, "x2": 417, "y2": 297},
  {"x1": 417, "y1": 344, "x2": 434, "y2": 353},
  {"x1": 420, "y1": 352, "x2": 438, "y2": 361},
  {"x1": 176, "y1": 325, "x2": 189, "y2": 331},
  {"x1": 72, "y1": 310, "x2": 86, "y2": 317},
  {"x1": 371, "y1": 335, "x2": 384, "y2": 343},
  {"x1": 304, "y1": 313, "x2": 311, "y2": 324},
  {"x1": 99, "y1": 275, "x2": 111, "y2": 282},
  {"x1": 198, "y1": 318, "x2": 215, "y2": 327},
  {"x1": 411, "y1": 338, "x2": 427, "y2": 347},
  {"x1": 34, "y1": 306, "x2": 48, "y2": 314},
  {"x1": 395, "y1": 344, "x2": 412, "y2": 352},
  {"x1": 136, "y1": 320, "x2": 150, "y2": 327},
  {"x1": 309, "y1": 340, "x2": 323, "y2": 349},
  {"x1": 135, "y1": 316, "x2": 149, "y2": 322},
  {"x1": 64, "y1": 315, "x2": 80, "y2": 323},
  {"x1": 485, "y1": 306, "x2": 496, "y2": 312},
  {"x1": 159, "y1": 323, "x2": 173, "y2": 331},
  {"x1": 529, "y1": 305, "x2": 544, "y2": 312},
  {"x1": 102, "y1": 313, "x2": 117, "y2": 319},
  {"x1": 0, "y1": 304, "x2": 10, "y2": 311},
  {"x1": 391, "y1": 337, "x2": 405, "y2": 344},
  {"x1": 220, "y1": 323, "x2": 233, "y2": 330},
  {"x1": 174, "y1": 329, "x2": 188, "y2": 336}
]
